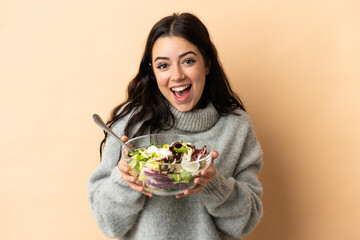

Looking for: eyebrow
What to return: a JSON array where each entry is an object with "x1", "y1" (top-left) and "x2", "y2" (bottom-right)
[{"x1": 154, "y1": 51, "x2": 197, "y2": 62}]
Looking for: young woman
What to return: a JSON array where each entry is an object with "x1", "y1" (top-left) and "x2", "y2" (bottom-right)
[{"x1": 88, "y1": 12, "x2": 263, "y2": 240}]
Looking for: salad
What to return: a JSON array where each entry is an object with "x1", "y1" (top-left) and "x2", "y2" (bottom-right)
[{"x1": 126, "y1": 141, "x2": 209, "y2": 193}]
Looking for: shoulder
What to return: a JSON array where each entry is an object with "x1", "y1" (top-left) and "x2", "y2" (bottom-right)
[
  {"x1": 215, "y1": 108, "x2": 260, "y2": 148},
  {"x1": 209, "y1": 108, "x2": 255, "y2": 142},
  {"x1": 111, "y1": 105, "x2": 146, "y2": 137},
  {"x1": 111, "y1": 111, "x2": 133, "y2": 136},
  {"x1": 220, "y1": 108, "x2": 253, "y2": 129}
]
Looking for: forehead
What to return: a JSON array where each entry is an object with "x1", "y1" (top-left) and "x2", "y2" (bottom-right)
[{"x1": 152, "y1": 36, "x2": 201, "y2": 58}]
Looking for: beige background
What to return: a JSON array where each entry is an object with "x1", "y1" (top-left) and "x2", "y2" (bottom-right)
[{"x1": 1, "y1": 0, "x2": 359, "y2": 239}]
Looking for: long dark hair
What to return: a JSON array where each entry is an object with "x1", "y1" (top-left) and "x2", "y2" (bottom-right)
[{"x1": 99, "y1": 12, "x2": 245, "y2": 156}]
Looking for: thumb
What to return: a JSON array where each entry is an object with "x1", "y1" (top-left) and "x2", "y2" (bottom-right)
[
  {"x1": 121, "y1": 135, "x2": 129, "y2": 142},
  {"x1": 211, "y1": 150, "x2": 218, "y2": 160}
]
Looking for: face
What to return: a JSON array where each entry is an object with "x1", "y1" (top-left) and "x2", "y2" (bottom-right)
[{"x1": 151, "y1": 36, "x2": 210, "y2": 112}]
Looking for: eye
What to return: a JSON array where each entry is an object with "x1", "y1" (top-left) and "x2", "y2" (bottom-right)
[
  {"x1": 183, "y1": 58, "x2": 196, "y2": 65},
  {"x1": 156, "y1": 63, "x2": 168, "y2": 69}
]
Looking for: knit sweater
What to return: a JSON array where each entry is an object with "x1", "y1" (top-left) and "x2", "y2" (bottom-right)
[{"x1": 88, "y1": 103, "x2": 263, "y2": 240}]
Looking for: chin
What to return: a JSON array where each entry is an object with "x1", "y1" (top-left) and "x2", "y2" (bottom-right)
[{"x1": 172, "y1": 104, "x2": 194, "y2": 112}]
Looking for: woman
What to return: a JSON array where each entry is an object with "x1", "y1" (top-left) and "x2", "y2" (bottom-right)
[{"x1": 88, "y1": 12, "x2": 263, "y2": 240}]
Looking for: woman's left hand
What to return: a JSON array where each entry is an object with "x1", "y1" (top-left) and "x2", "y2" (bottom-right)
[{"x1": 175, "y1": 150, "x2": 218, "y2": 198}]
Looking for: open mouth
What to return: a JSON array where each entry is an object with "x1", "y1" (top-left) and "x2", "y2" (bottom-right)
[{"x1": 171, "y1": 84, "x2": 191, "y2": 100}]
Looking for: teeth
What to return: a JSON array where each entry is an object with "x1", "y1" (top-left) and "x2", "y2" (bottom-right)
[{"x1": 171, "y1": 85, "x2": 190, "y2": 92}]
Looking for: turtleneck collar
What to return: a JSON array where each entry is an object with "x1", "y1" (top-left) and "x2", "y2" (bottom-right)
[{"x1": 169, "y1": 102, "x2": 220, "y2": 132}]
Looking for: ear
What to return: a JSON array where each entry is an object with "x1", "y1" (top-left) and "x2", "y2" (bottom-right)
[{"x1": 205, "y1": 61, "x2": 211, "y2": 75}]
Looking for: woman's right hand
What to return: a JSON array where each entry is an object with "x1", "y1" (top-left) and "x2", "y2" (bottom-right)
[{"x1": 117, "y1": 135, "x2": 154, "y2": 197}]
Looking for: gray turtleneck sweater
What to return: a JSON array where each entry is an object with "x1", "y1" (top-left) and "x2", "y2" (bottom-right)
[{"x1": 88, "y1": 103, "x2": 263, "y2": 240}]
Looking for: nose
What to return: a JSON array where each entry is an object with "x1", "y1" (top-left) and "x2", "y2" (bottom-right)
[{"x1": 170, "y1": 65, "x2": 185, "y2": 82}]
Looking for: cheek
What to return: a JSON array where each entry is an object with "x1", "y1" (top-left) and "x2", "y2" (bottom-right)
[
  {"x1": 191, "y1": 69, "x2": 207, "y2": 85},
  {"x1": 154, "y1": 73, "x2": 168, "y2": 91}
]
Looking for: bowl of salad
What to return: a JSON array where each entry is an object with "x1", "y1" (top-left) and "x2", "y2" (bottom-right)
[{"x1": 122, "y1": 134, "x2": 212, "y2": 196}]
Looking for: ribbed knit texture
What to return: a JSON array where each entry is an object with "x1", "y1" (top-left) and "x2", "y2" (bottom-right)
[
  {"x1": 88, "y1": 103, "x2": 263, "y2": 240},
  {"x1": 170, "y1": 103, "x2": 219, "y2": 132}
]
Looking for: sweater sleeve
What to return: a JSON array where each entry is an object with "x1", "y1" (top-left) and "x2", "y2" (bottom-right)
[
  {"x1": 198, "y1": 116, "x2": 263, "y2": 239},
  {"x1": 87, "y1": 121, "x2": 145, "y2": 238}
]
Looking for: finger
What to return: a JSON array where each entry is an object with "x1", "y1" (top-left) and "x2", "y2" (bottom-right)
[
  {"x1": 194, "y1": 176, "x2": 211, "y2": 186},
  {"x1": 122, "y1": 174, "x2": 154, "y2": 197},
  {"x1": 121, "y1": 135, "x2": 129, "y2": 142},
  {"x1": 120, "y1": 135, "x2": 131, "y2": 157},
  {"x1": 121, "y1": 135, "x2": 136, "y2": 152},
  {"x1": 121, "y1": 170, "x2": 137, "y2": 183},
  {"x1": 131, "y1": 184, "x2": 154, "y2": 197},
  {"x1": 201, "y1": 162, "x2": 216, "y2": 177},
  {"x1": 194, "y1": 164, "x2": 216, "y2": 186},
  {"x1": 127, "y1": 182, "x2": 153, "y2": 197},
  {"x1": 118, "y1": 159, "x2": 130, "y2": 173},
  {"x1": 142, "y1": 190, "x2": 154, "y2": 198},
  {"x1": 176, "y1": 185, "x2": 203, "y2": 198},
  {"x1": 118, "y1": 160, "x2": 138, "y2": 182},
  {"x1": 211, "y1": 150, "x2": 218, "y2": 160}
]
